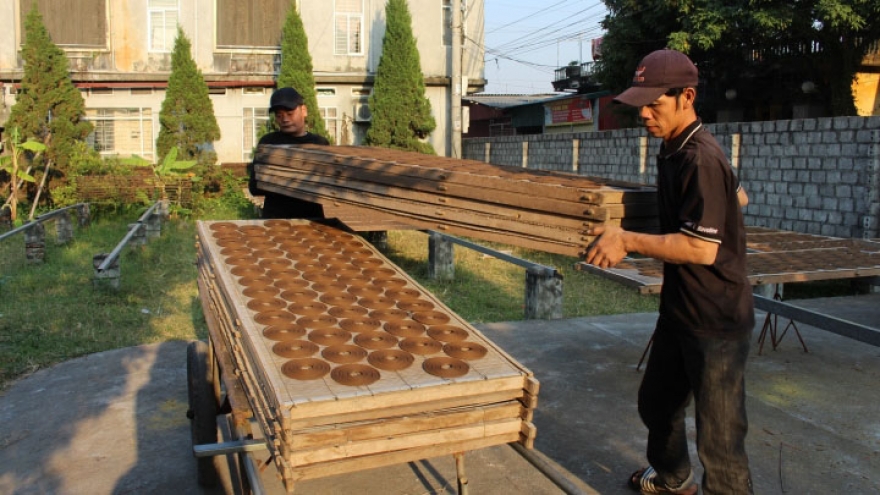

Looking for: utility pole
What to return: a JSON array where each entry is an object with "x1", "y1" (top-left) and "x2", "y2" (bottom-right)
[{"x1": 451, "y1": 0, "x2": 462, "y2": 158}]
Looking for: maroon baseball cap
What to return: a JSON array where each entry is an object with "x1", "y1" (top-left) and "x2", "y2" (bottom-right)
[{"x1": 613, "y1": 49, "x2": 699, "y2": 107}]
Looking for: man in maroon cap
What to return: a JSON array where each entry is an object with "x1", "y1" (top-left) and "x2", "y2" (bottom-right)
[
  {"x1": 586, "y1": 49, "x2": 754, "y2": 494},
  {"x1": 248, "y1": 87, "x2": 330, "y2": 219}
]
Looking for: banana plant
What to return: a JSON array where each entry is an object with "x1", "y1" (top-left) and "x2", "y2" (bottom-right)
[
  {"x1": 122, "y1": 146, "x2": 198, "y2": 206},
  {"x1": 1, "y1": 128, "x2": 45, "y2": 222}
]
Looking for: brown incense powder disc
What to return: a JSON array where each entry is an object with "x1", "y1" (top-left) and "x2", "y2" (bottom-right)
[
  {"x1": 342, "y1": 248, "x2": 373, "y2": 259},
  {"x1": 322, "y1": 344, "x2": 367, "y2": 364},
  {"x1": 230, "y1": 266, "x2": 264, "y2": 278},
  {"x1": 295, "y1": 261, "x2": 325, "y2": 272},
  {"x1": 310, "y1": 246, "x2": 340, "y2": 256},
  {"x1": 361, "y1": 268, "x2": 396, "y2": 279},
  {"x1": 273, "y1": 340, "x2": 319, "y2": 358},
  {"x1": 266, "y1": 268, "x2": 300, "y2": 281},
  {"x1": 327, "y1": 305, "x2": 367, "y2": 318},
  {"x1": 352, "y1": 258, "x2": 384, "y2": 269},
  {"x1": 254, "y1": 310, "x2": 297, "y2": 326},
  {"x1": 274, "y1": 279, "x2": 310, "y2": 291},
  {"x1": 422, "y1": 357, "x2": 470, "y2": 378},
  {"x1": 237, "y1": 276, "x2": 274, "y2": 289},
  {"x1": 246, "y1": 298, "x2": 286, "y2": 312},
  {"x1": 297, "y1": 314, "x2": 338, "y2": 329},
  {"x1": 443, "y1": 341, "x2": 488, "y2": 360},
  {"x1": 225, "y1": 256, "x2": 259, "y2": 267},
  {"x1": 331, "y1": 364, "x2": 380, "y2": 386},
  {"x1": 216, "y1": 239, "x2": 246, "y2": 249},
  {"x1": 354, "y1": 332, "x2": 399, "y2": 350},
  {"x1": 287, "y1": 301, "x2": 328, "y2": 316},
  {"x1": 347, "y1": 285, "x2": 383, "y2": 298},
  {"x1": 238, "y1": 226, "x2": 268, "y2": 237},
  {"x1": 319, "y1": 293, "x2": 358, "y2": 306},
  {"x1": 259, "y1": 259, "x2": 292, "y2": 271},
  {"x1": 385, "y1": 288, "x2": 422, "y2": 300},
  {"x1": 372, "y1": 277, "x2": 408, "y2": 289},
  {"x1": 281, "y1": 358, "x2": 330, "y2": 380},
  {"x1": 209, "y1": 222, "x2": 238, "y2": 232},
  {"x1": 311, "y1": 282, "x2": 348, "y2": 294},
  {"x1": 399, "y1": 337, "x2": 443, "y2": 355},
  {"x1": 279, "y1": 289, "x2": 319, "y2": 303},
  {"x1": 412, "y1": 311, "x2": 451, "y2": 326},
  {"x1": 368, "y1": 349, "x2": 415, "y2": 371},
  {"x1": 262, "y1": 323, "x2": 308, "y2": 341},
  {"x1": 358, "y1": 297, "x2": 396, "y2": 310},
  {"x1": 242, "y1": 286, "x2": 280, "y2": 300},
  {"x1": 369, "y1": 308, "x2": 409, "y2": 322},
  {"x1": 427, "y1": 325, "x2": 470, "y2": 342},
  {"x1": 397, "y1": 300, "x2": 435, "y2": 313},
  {"x1": 302, "y1": 271, "x2": 337, "y2": 284},
  {"x1": 339, "y1": 318, "x2": 382, "y2": 333},
  {"x1": 332, "y1": 266, "x2": 364, "y2": 279},
  {"x1": 383, "y1": 320, "x2": 426, "y2": 338},
  {"x1": 307, "y1": 328, "x2": 351, "y2": 346},
  {"x1": 220, "y1": 246, "x2": 251, "y2": 257},
  {"x1": 264, "y1": 219, "x2": 292, "y2": 229}
]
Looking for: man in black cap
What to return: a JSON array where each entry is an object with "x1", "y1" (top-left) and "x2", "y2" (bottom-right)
[
  {"x1": 586, "y1": 49, "x2": 753, "y2": 494},
  {"x1": 248, "y1": 87, "x2": 330, "y2": 219}
]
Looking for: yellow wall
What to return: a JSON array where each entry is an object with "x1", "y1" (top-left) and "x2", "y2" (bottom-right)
[{"x1": 854, "y1": 72, "x2": 880, "y2": 116}]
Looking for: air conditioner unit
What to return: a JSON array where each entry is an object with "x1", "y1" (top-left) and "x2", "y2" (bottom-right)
[{"x1": 354, "y1": 103, "x2": 372, "y2": 122}]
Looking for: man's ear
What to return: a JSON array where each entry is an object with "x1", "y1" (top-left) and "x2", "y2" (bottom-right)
[{"x1": 682, "y1": 87, "x2": 697, "y2": 109}]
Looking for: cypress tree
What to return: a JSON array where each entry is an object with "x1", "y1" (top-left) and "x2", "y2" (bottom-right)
[
  {"x1": 277, "y1": 4, "x2": 330, "y2": 142},
  {"x1": 365, "y1": 0, "x2": 436, "y2": 154},
  {"x1": 6, "y1": 5, "x2": 92, "y2": 173},
  {"x1": 156, "y1": 27, "x2": 220, "y2": 164}
]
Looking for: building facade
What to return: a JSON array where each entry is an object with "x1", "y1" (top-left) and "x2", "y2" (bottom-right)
[{"x1": 0, "y1": 0, "x2": 486, "y2": 163}]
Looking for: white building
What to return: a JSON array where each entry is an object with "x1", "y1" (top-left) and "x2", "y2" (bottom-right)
[{"x1": 0, "y1": 0, "x2": 486, "y2": 163}]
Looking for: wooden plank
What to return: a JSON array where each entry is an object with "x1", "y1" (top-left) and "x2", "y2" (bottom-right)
[
  {"x1": 256, "y1": 145, "x2": 657, "y2": 206},
  {"x1": 286, "y1": 402, "x2": 522, "y2": 450},
  {"x1": 287, "y1": 418, "x2": 523, "y2": 466},
  {"x1": 257, "y1": 157, "x2": 656, "y2": 220},
  {"x1": 288, "y1": 434, "x2": 521, "y2": 482}
]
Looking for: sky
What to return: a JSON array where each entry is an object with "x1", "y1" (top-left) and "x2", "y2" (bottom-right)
[{"x1": 480, "y1": 0, "x2": 608, "y2": 95}]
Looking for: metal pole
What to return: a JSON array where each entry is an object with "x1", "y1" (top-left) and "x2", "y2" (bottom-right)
[{"x1": 451, "y1": 0, "x2": 463, "y2": 158}]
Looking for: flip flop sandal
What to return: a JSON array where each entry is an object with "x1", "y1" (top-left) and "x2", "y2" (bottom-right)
[{"x1": 628, "y1": 466, "x2": 698, "y2": 494}]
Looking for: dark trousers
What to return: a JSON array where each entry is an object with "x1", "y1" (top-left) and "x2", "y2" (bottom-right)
[{"x1": 639, "y1": 320, "x2": 753, "y2": 494}]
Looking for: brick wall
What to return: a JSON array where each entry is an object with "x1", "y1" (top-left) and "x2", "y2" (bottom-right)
[{"x1": 464, "y1": 117, "x2": 880, "y2": 239}]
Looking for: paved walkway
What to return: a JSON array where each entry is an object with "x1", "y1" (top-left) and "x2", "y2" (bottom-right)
[{"x1": 1, "y1": 294, "x2": 878, "y2": 494}]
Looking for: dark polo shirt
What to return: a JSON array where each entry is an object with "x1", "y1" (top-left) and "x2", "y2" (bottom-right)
[
  {"x1": 248, "y1": 131, "x2": 330, "y2": 219},
  {"x1": 656, "y1": 119, "x2": 754, "y2": 337}
]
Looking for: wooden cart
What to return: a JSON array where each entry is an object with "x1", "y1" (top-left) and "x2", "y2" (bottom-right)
[{"x1": 187, "y1": 220, "x2": 539, "y2": 494}]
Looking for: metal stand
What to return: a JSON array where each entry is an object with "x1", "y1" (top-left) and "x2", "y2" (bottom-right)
[{"x1": 757, "y1": 290, "x2": 809, "y2": 355}]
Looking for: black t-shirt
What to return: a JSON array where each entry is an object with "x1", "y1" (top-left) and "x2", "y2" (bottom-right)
[
  {"x1": 656, "y1": 120, "x2": 754, "y2": 337},
  {"x1": 248, "y1": 131, "x2": 330, "y2": 219}
]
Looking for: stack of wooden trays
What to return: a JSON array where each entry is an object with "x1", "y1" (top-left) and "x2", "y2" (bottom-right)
[
  {"x1": 196, "y1": 220, "x2": 538, "y2": 491},
  {"x1": 253, "y1": 145, "x2": 658, "y2": 257}
]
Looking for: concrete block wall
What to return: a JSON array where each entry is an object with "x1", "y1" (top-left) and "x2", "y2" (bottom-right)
[{"x1": 463, "y1": 116, "x2": 880, "y2": 239}]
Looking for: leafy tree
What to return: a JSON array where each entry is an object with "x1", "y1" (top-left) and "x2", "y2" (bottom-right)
[
  {"x1": 596, "y1": 0, "x2": 880, "y2": 117},
  {"x1": 156, "y1": 27, "x2": 220, "y2": 164},
  {"x1": 5, "y1": 5, "x2": 92, "y2": 173},
  {"x1": 0, "y1": 129, "x2": 44, "y2": 222},
  {"x1": 365, "y1": 0, "x2": 436, "y2": 154},
  {"x1": 277, "y1": 4, "x2": 330, "y2": 141}
]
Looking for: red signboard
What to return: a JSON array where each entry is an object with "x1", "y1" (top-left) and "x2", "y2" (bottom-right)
[{"x1": 545, "y1": 96, "x2": 594, "y2": 126}]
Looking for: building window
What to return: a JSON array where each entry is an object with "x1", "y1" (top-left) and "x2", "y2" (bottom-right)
[
  {"x1": 335, "y1": 0, "x2": 363, "y2": 55},
  {"x1": 321, "y1": 107, "x2": 339, "y2": 144},
  {"x1": 243, "y1": 107, "x2": 270, "y2": 161},
  {"x1": 20, "y1": 0, "x2": 107, "y2": 48},
  {"x1": 84, "y1": 108, "x2": 154, "y2": 159},
  {"x1": 217, "y1": 0, "x2": 289, "y2": 49},
  {"x1": 443, "y1": 0, "x2": 452, "y2": 46},
  {"x1": 148, "y1": 0, "x2": 178, "y2": 52}
]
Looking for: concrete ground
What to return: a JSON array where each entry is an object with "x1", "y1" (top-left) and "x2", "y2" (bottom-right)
[{"x1": 0, "y1": 294, "x2": 877, "y2": 494}]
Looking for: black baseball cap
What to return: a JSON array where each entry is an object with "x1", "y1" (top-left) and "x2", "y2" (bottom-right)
[
  {"x1": 269, "y1": 87, "x2": 304, "y2": 112},
  {"x1": 613, "y1": 49, "x2": 699, "y2": 107}
]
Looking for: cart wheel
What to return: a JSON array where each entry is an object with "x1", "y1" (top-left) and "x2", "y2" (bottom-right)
[{"x1": 187, "y1": 340, "x2": 220, "y2": 487}]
